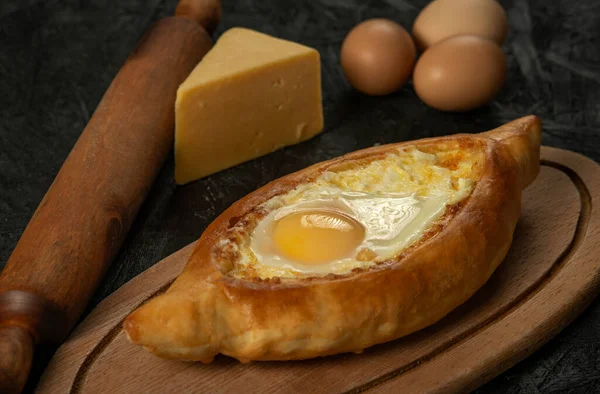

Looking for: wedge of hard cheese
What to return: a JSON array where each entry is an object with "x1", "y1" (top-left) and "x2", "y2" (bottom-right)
[{"x1": 174, "y1": 28, "x2": 324, "y2": 184}]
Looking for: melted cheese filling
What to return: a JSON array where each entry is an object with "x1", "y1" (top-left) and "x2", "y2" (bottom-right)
[{"x1": 226, "y1": 147, "x2": 476, "y2": 279}]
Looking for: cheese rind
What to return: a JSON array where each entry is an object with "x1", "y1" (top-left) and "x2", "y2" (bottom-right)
[{"x1": 175, "y1": 28, "x2": 324, "y2": 184}]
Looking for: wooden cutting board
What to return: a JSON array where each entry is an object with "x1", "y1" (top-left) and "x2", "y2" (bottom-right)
[{"x1": 36, "y1": 147, "x2": 600, "y2": 394}]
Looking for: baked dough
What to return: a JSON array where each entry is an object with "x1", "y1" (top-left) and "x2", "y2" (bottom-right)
[{"x1": 123, "y1": 115, "x2": 541, "y2": 362}]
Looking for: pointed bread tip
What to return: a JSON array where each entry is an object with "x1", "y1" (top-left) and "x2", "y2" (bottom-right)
[
  {"x1": 480, "y1": 115, "x2": 542, "y2": 189},
  {"x1": 122, "y1": 311, "x2": 142, "y2": 344},
  {"x1": 122, "y1": 300, "x2": 161, "y2": 348}
]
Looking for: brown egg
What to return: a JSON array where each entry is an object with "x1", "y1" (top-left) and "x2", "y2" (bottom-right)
[
  {"x1": 341, "y1": 19, "x2": 416, "y2": 96},
  {"x1": 413, "y1": 35, "x2": 507, "y2": 112},
  {"x1": 412, "y1": 0, "x2": 507, "y2": 51}
]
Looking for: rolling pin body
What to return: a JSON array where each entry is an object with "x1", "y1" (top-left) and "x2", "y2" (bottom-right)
[{"x1": 0, "y1": 13, "x2": 214, "y2": 394}]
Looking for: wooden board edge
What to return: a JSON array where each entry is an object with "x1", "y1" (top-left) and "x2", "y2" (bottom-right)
[{"x1": 36, "y1": 147, "x2": 600, "y2": 394}]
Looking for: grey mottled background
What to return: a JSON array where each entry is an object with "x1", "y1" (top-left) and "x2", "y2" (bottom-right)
[{"x1": 1, "y1": 0, "x2": 600, "y2": 392}]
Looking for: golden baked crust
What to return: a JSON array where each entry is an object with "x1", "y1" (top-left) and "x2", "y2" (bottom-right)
[{"x1": 123, "y1": 115, "x2": 541, "y2": 362}]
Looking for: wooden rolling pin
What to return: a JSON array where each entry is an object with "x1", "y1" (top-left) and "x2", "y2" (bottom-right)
[{"x1": 0, "y1": 1, "x2": 220, "y2": 392}]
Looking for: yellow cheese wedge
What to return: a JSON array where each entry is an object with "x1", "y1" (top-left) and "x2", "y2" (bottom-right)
[{"x1": 174, "y1": 27, "x2": 324, "y2": 185}]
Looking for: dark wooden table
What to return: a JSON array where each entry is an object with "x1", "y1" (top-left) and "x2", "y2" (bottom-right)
[{"x1": 1, "y1": 0, "x2": 599, "y2": 392}]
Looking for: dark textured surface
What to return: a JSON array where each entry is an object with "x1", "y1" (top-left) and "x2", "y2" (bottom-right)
[{"x1": 1, "y1": 0, "x2": 600, "y2": 392}]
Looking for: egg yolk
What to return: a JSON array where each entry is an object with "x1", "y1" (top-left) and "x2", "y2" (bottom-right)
[{"x1": 272, "y1": 209, "x2": 365, "y2": 265}]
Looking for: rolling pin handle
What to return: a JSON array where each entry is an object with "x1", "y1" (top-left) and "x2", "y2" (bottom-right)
[
  {"x1": 175, "y1": 0, "x2": 222, "y2": 35},
  {"x1": 0, "y1": 326, "x2": 34, "y2": 394},
  {"x1": 0, "y1": 291, "x2": 70, "y2": 393},
  {"x1": 0, "y1": 291, "x2": 70, "y2": 344}
]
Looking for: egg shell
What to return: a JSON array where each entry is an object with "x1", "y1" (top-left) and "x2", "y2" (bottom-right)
[
  {"x1": 413, "y1": 35, "x2": 507, "y2": 112},
  {"x1": 412, "y1": 0, "x2": 508, "y2": 51},
  {"x1": 341, "y1": 18, "x2": 416, "y2": 96}
]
